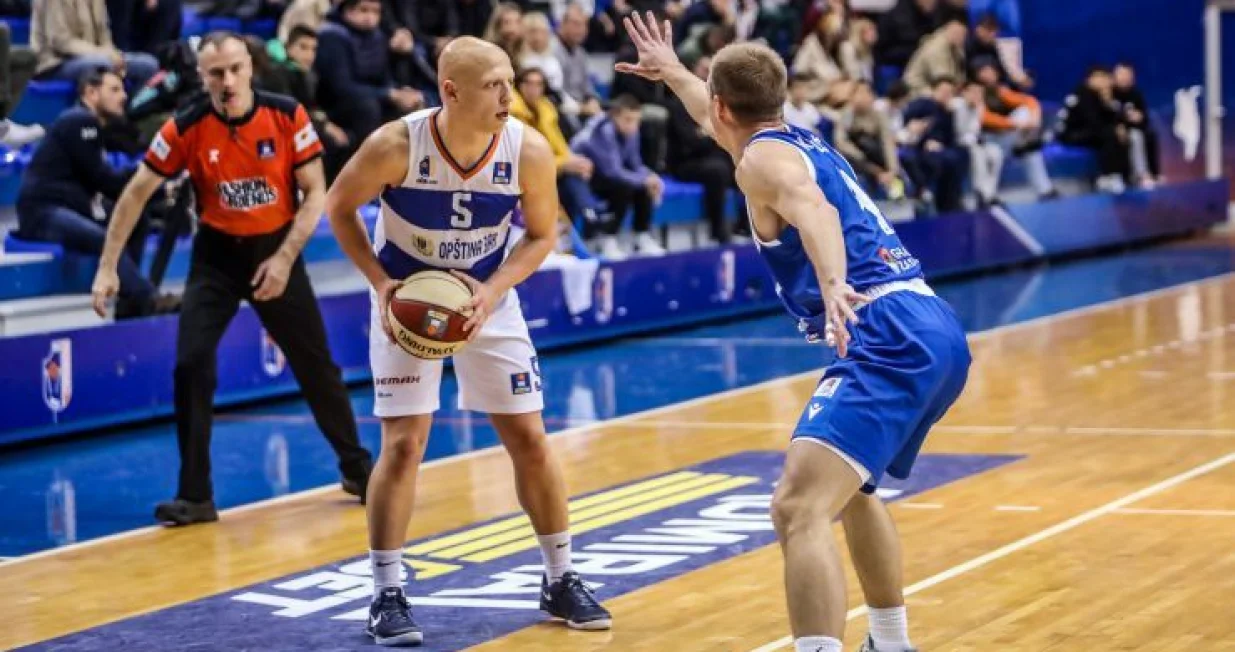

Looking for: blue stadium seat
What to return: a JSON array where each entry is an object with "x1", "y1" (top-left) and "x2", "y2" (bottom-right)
[
  {"x1": 3, "y1": 232, "x2": 64, "y2": 257},
  {"x1": 9, "y1": 80, "x2": 76, "y2": 128},
  {"x1": 205, "y1": 17, "x2": 243, "y2": 33},
  {"x1": 8, "y1": 18, "x2": 30, "y2": 45},
  {"x1": 245, "y1": 18, "x2": 278, "y2": 40},
  {"x1": 0, "y1": 147, "x2": 26, "y2": 208},
  {"x1": 182, "y1": 7, "x2": 207, "y2": 37}
]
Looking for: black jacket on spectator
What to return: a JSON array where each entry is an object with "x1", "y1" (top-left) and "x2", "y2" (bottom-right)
[
  {"x1": 903, "y1": 97, "x2": 956, "y2": 147},
  {"x1": 966, "y1": 39, "x2": 1018, "y2": 89},
  {"x1": 1114, "y1": 86, "x2": 1149, "y2": 126},
  {"x1": 458, "y1": 0, "x2": 495, "y2": 38},
  {"x1": 877, "y1": 0, "x2": 941, "y2": 68},
  {"x1": 382, "y1": 0, "x2": 460, "y2": 43},
  {"x1": 17, "y1": 106, "x2": 134, "y2": 217},
  {"x1": 315, "y1": 13, "x2": 394, "y2": 112},
  {"x1": 1059, "y1": 83, "x2": 1130, "y2": 177},
  {"x1": 665, "y1": 95, "x2": 725, "y2": 170}
]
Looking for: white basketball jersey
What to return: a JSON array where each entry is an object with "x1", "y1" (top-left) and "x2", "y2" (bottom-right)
[{"x1": 375, "y1": 108, "x2": 525, "y2": 282}]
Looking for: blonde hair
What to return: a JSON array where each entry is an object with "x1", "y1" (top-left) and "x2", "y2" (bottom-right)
[
  {"x1": 709, "y1": 42, "x2": 787, "y2": 124},
  {"x1": 483, "y1": 2, "x2": 524, "y2": 58},
  {"x1": 520, "y1": 11, "x2": 552, "y2": 55}
]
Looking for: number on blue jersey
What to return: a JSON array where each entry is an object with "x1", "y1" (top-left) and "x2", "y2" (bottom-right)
[
  {"x1": 837, "y1": 168, "x2": 895, "y2": 236},
  {"x1": 451, "y1": 192, "x2": 473, "y2": 228}
]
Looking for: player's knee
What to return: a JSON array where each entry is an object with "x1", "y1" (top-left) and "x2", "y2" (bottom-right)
[
  {"x1": 770, "y1": 483, "x2": 817, "y2": 538},
  {"x1": 503, "y1": 427, "x2": 550, "y2": 468},
  {"x1": 381, "y1": 418, "x2": 430, "y2": 468}
]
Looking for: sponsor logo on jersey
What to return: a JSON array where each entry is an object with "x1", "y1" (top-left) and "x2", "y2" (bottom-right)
[
  {"x1": 877, "y1": 246, "x2": 920, "y2": 274},
  {"x1": 813, "y1": 377, "x2": 842, "y2": 398},
  {"x1": 492, "y1": 161, "x2": 512, "y2": 185},
  {"x1": 257, "y1": 138, "x2": 277, "y2": 160},
  {"x1": 416, "y1": 156, "x2": 435, "y2": 184},
  {"x1": 217, "y1": 177, "x2": 278, "y2": 211},
  {"x1": 412, "y1": 234, "x2": 435, "y2": 257},
  {"x1": 375, "y1": 376, "x2": 420, "y2": 386},
  {"x1": 510, "y1": 372, "x2": 533, "y2": 395}
]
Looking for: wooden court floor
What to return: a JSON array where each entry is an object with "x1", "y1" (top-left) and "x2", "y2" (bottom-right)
[{"x1": 6, "y1": 273, "x2": 1235, "y2": 650}]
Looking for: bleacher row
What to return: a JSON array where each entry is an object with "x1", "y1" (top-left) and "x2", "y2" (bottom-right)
[{"x1": 0, "y1": 11, "x2": 1102, "y2": 314}]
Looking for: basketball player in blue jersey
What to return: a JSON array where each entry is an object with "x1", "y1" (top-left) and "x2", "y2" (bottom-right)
[
  {"x1": 618, "y1": 14, "x2": 971, "y2": 652},
  {"x1": 324, "y1": 37, "x2": 611, "y2": 646}
]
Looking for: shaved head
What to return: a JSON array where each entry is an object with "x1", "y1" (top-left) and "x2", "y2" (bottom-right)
[{"x1": 437, "y1": 36, "x2": 515, "y2": 135}]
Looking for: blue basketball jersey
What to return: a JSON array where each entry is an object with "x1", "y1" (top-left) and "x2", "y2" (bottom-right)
[
  {"x1": 375, "y1": 109, "x2": 525, "y2": 282},
  {"x1": 745, "y1": 125, "x2": 922, "y2": 319}
]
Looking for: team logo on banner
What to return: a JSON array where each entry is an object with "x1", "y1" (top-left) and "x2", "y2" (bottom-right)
[
  {"x1": 261, "y1": 330, "x2": 287, "y2": 378},
  {"x1": 594, "y1": 267, "x2": 614, "y2": 325},
  {"x1": 716, "y1": 249, "x2": 735, "y2": 303},
  {"x1": 42, "y1": 339, "x2": 73, "y2": 417}
]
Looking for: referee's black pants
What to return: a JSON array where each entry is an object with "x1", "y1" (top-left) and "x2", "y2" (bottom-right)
[{"x1": 174, "y1": 223, "x2": 371, "y2": 503}]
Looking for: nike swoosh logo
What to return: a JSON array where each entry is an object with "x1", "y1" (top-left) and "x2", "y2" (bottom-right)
[
  {"x1": 555, "y1": 543, "x2": 568, "y2": 549},
  {"x1": 376, "y1": 561, "x2": 397, "y2": 567}
]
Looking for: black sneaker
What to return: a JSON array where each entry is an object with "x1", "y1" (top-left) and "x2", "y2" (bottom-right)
[
  {"x1": 858, "y1": 634, "x2": 918, "y2": 652},
  {"x1": 153, "y1": 499, "x2": 218, "y2": 526},
  {"x1": 341, "y1": 457, "x2": 374, "y2": 505},
  {"x1": 540, "y1": 571, "x2": 612, "y2": 630},
  {"x1": 366, "y1": 587, "x2": 423, "y2": 647}
]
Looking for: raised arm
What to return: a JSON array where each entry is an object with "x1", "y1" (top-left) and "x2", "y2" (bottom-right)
[
  {"x1": 615, "y1": 11, "x2": 714, "y2": 136},
  {"x1": 737, "y1": 141, "x2": 867, "y2": 355}
]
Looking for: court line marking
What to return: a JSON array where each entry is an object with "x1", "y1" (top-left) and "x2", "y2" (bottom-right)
[
  {"x1": 3, "y1": 270, "x2": 1232, "y2": 569},
  {"x1": 606, "y1": 421, "x2": 1235, "y2": 438},
  {"x1": 995, "y1": 505, "x2": 1042, "y2": 512},
  {"x1": 746, "y1": 450, "x2": 1235, "y2": 652},
  {"x1": 1113, "y1": 508, "x2": 1235, "y2": 517},
  {"x1": 898, "y1": 503, "x2": 944, "y2": 510}
]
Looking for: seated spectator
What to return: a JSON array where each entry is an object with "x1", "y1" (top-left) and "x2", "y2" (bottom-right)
[
  {"x1": 1113, "y1": 62, "x2": 1161, "y2": 188},
  {"x1": 792, "y1": 10, "x2": 846, "y2": 106},
  {"x1": 15, "y1": 69, "x2": 176, "y2": 318},
  {"x1": 519, "y1": 12, "x2": 567, "y2": 105},
  {"x1": 199, "y1": 0, "x2": 285, "y2": 19},
  {"x1": 952, "y1": 79, "x2": 1002, "y2": 207},
  {"x1": 570, "y1": 95, "x2": 665, "y2": 260},
  {"x1": 903, "y1": 20, "x2": 967, "y2": 96},
  {"x1": 554, "y1": 3, "x2": 603, "y2": 127},
  {"x1": 0, "y1": 21, "x2": 44, "y2": 147},
  {"x1": 380, "y1": 0, "x2": 439, "y2": 100},
  {"x1": 106, "y1": 0, "x2": 183, "y2": 57},
  {"x1": 903, "y1": 76, "x2": 968, "y2": 213},
  {"x1": 840, "y1": 17, "x2": 878, "y2": 83},
  {"x1": 966, "y1": 13, "x2": 1031, "y2": 91},
  {"x1": 274, "y1": 25, "x2": 350, "y2": 180},
  {"x1": 784, "y1": 71, "x2": 824, "y2": 135},
  {"x1": 1057, "y1": 66, "x2": 1130, "y2": 193},
  {"x1": 278, "y1": 0, "x2": 332, "y2": 43},
  {"x1": 315, "y1": 0, "x2": 423, "y2": 147},
  {"x1": 483, "y1": 2, "x2": 524, "y2": 61},
  {"x1": 678, "y1": 21, "x2": 738, "y2": 69},
  {"x1": 665, "y1": 55, "x2": 745, "y2": 245},
  {"x1": 382, "y1": 0, "x2": 459, "y2": 62},
  {"x1": 31, "y1": 0, "x2": 159, "y2": 89},
  {"x1": 973, "y1": 60, "x2": 1056, "y2": 200},
  {"x1": 835, "y1": 80, "x2": 905, "y2": 200},
  {"x1": 876, "y1": 0, "x2": 941, "y2": 69},
  {"x1": 510, "y1": 67, "x2": 601, "y2": 244}
]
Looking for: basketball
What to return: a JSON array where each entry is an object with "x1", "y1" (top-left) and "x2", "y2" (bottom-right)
[{"x1": 386, "y1": 271, "x2": 474, "y2": 359}]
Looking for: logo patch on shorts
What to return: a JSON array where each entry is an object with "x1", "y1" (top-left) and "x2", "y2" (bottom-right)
[
  {"x1": 510, "y1": 372, "x2": 533, "y2": 395},
  {"x1": 813, "y1": 377, "x2": 842, "y2": 398},
  {"x1": 422, "y1": 310, "x2": 449, "y2": 340}
]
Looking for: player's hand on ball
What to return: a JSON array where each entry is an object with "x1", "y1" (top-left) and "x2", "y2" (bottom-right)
[
  {"x1": 450, "y1": 271, "x2": 496, "y2": 342},
  {"x1": 823, "y1": 281, "x2": 869, "y2": 358},
  {"x1": 614, "y1": 11, "x2": 680, "y2": 81},
  {"x1": 251, "y1": 251, "x2": 293, "y2": 301},
  {"x1": 91, "y1": 265, "x2": 120, "y2": 318},
  {"x1": 376, "y1": 277, "x2": 402, "y2": 344}
]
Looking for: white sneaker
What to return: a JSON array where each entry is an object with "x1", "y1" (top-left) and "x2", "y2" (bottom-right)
[
  {"x1": 1096, "y1": 174, "x2": 1127, "y2": 194},
  {"x1": 634, "y1": 232, "x2": 666, "y2": 256},
  {"x1": 598, "y1": 235, "x2": 627, "y2": 261},
  {"x1": 0, "y1": 120, "x2": 45, "y2": 148}
]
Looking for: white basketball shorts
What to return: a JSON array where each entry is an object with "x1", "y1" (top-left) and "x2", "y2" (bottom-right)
[{"x1": 369, "y1": 289, "x2": 544, "y2": 417}]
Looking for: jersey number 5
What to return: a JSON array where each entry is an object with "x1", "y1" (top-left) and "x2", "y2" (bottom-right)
[{"x1": 451, "y1": 192, "x2": 473, "y2": 228}]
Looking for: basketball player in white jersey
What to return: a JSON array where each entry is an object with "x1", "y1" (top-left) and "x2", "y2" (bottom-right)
[{"x1": 325, "y1": 37, "x2": 611, "y2": 646}]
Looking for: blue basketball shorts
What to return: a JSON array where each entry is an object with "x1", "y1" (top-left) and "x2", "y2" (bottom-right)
[{"x1": 792, "y1": 289, "x2": 972, "y2": 493}]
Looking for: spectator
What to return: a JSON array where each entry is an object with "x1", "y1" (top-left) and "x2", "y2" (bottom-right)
[
  {"x1": 278, "y1": 0, "x2": 332, "y2": 43},
  {"x1": 835, "y1": 80, "x2": 904, "y2": 200},
  {"x1": 1113, "y1": 62, "x2": 1161, "y2": 188},
  {"x1": 665, "y1": 55, "x2": 745, "y2": 244},
  {"x1": 876, "y1": 0, "x2": 941, "y2": 69},
  {"x1": 903, "y1": 20, "x2": 967, "y2": 96},
  {"x1": 315, "y1": 0, "x2": 423, "y2": 147},
  {"x1": 520, "y1": 12, "x2": 566, "y2": 101},
  {"x1": 199, "y1": 0, "x2": 285, "y2": 19},
  {"x1": 903, "y1": 76, "x2": 968, "y2": 212},
  {"x1": 457, "y1": 0, "x2": 496, "y2": 39},
  {"x1": 952, "y1": 79, "x2": 1001, "y2": 207},
  {"x1": 792, "y1": 11, "x2": 846, "y2": 106},
  {"x1": 0, "y1": 22, "x2": 44, "y2": 147},
  {"x1": 973, "y1": 60, "x2": 1056, "y2": 200},
  {"x1": 1058, "y1": 66, "x2": 1130, "y2": 193},
  {"x1": 381, "y1": 0, "x2": 459, "y2": 61},
  {"x1": 784, "y1": 71, "x2": 824, "y2": 135},
  {"x1": 966, "y1": 13, "x2": 1031, "y2": 90},
  {"x1": 274, "y1": 25, "x2": 351, "y2": 181},
  {"x1": 571, "y1": 94, "x2": 665, "y2": 260},
  {"x1": 380, "y1": 0, "x2": 439, "y2": 101},
  {"x1": 555, "y1": 3, "x2": 603, "y2": 124},
  {"x1": 839, "y1": 17, "x2": 878, "y2": 83},
  {"x1": 483, "y1": 2, "x2": 524, "y2": 61},
  {"x1": 510, "y1": 67, "x2": 601, "y2": 243},
  {"x1": 15, "y1": 69, "x2": 176, "y2": 319},
  {"x1": 937, "y1": 0, "x2": 968, "y2": 25},
  {"x1": 106, "y1": 0, "x2": 183, "y2": 56},
  {"x1": 30, "y1": 0, "x2": 160, "y2": 88}
]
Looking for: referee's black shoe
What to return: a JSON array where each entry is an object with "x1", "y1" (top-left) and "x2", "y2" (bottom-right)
[{"x1": 153, "y1": 498, "x2": 218, "y2": 526}]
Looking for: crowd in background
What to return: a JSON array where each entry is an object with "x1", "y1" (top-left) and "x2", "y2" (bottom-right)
[{"x1": 0, "y1": 0, "x2": 1167, "y2": 267}]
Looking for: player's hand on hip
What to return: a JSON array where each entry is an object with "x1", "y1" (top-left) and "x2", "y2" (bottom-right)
[
  {"x1": 376, "y1": 276, "x2": 402, "y2": 344},
  {"x1": 822, "y1": 281, "x2": 869, "y2": 358},
  {"x1": 614, "y1": 11, "x2": 680, "y2": 81},
  {"x1": 450, "y1": 271, "x2": 496, "y2": 342},
  {"x1": 90, "y1": 265, "x2": 120, "y2": 318},
  {"x1": 251, "y1": 251, "x2": 294, "y2": 302}
]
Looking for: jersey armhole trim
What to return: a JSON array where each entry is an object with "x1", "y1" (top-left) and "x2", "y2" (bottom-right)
[{"x1": 746, "y1": 135, "x2": 817, "y2": 248}]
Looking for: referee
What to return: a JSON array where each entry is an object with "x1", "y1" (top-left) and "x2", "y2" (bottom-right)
[{"x1": 91, "y1": 32, "x2": 373, "y2": 526}]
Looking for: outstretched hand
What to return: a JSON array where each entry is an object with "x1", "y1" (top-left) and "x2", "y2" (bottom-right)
[{"x1": 614, "y1": 11, "x2": 681, "y2": 82}]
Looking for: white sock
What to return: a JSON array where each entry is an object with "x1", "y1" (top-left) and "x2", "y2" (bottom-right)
[
  {"x1": 794, "y1": 636, "x2": 842, "y2": 652},
  {"x1": 869, "y1": 606, "x2": 911, "y2": 651},
  {"x1": 536, "y1": 531, "x2": 572, "y2": 583},
  {"x1": 370, "y1": 549, "x2": 404, "y2": 598}
]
